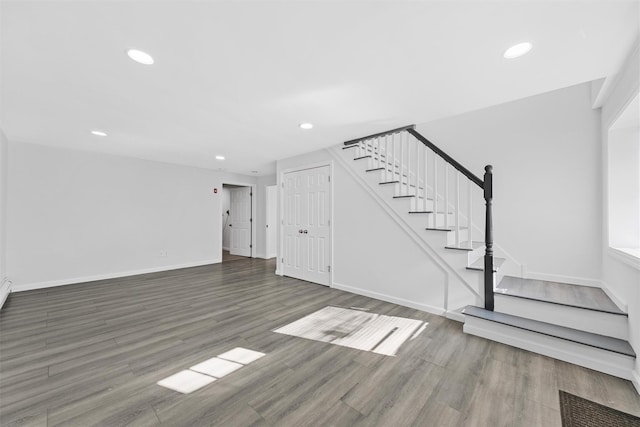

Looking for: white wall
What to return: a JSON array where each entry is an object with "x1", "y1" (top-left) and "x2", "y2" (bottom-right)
[
  {"x1": 599, "y1": 39, "x2": 640, "y2": 391},
  {"x1": 608, "y1": 126, "x2": 640, "y2": 249},
  {"x1": 7, "y1": 141, "x2": 259, "y2": 290},
  {"x1": 277, "y1": 150, "x2": 450, "y2": 314},
  {"x1": 0, "y1": 129, "x2": 9, "y2": 308},
  {"x1": 418, "y1": 81, "x2": 602, "y2": 285}
]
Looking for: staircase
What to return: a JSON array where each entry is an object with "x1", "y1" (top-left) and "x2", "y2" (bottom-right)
[{"x1": 335, "y1": 124, "x2": 636, "y2": 381}]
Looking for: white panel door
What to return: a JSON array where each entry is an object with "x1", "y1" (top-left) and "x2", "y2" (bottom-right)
[
  {"x1": 304, "y1": 167, "x2": 331, "y2": 285},
  {"x1": 283, "y1": 165, "x2": 331, "y2": 286},
  {"x1": 283, "y1": 171, "x2": 305, "y2": 279},
  {"x1": 229, "y1": 187, "x2": 252, "y2": 257}
]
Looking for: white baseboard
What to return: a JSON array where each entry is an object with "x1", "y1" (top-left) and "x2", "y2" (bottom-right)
[
  {"x1": 11, "y1": 259, "x2": 221, "y2": 292},
  {"x1": 632, "y1": 367, "x2": 640, "y2": 395},
  {"x1": 445, "y1": 311, "x2": 465, "y2": 323},
  {"x1": 525, "y1": 271, "x2": 627, "y2": 313},
  {"x1": 222, "y1": 246, "x2": 230, "y2": 251},
  {"x1": 598, "y1": 280, "x2": 628, "y2": 314},
  {"x1": 525, "y1": 271, "x2": 601, "y2": 288},
  {"x1": 0, "y1": 278, "x2": 11, "y2": 309},
  {"x1": 331, "y1": 281, "x2": 445, "y2": 316}
]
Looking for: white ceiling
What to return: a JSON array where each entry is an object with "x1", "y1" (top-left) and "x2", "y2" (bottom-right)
[{"x1": 1, "y1": 1, "x2": 638, "y2": 175}]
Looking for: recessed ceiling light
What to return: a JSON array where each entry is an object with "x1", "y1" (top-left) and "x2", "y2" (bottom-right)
[
  {"x1": 126, "y1": 49, "x2": 154, "y2": 65},
  {"x1": 90, "y1": 130, "x2": 107, "y2": 137},
  {"x1": 216, "y1": 155, "x2": 225, "y2": 160},
  {"x1": 504, "y1": 42, "x2": 532, "y2": 59},
  {"x1": 299, "y1": 123, "x2": 313, "y2": 130},
  {"x1": 251, "y1": 171, "x2": 258, "y2": 174}
]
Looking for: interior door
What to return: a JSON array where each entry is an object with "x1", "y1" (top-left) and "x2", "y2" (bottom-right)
[
  {"x1": 229, "y1": 186, "x2": 252, "y2": 257},
  {"x1": 304, "y1": 167, "x2": 331, "y2": 285},
  {"x1": 283, "y1": 171, "x2": 305, "y2": 279},
  {"x1": 282, "y1": 165, "x2": 331, "y2": 286}
]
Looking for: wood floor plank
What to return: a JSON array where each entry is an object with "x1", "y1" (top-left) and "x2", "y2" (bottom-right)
[{"x1": 1, "y1": 258, "x2": 638, "y2": 427}]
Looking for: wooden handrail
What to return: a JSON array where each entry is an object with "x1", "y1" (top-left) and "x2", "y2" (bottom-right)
[
  {"x1": 343, "y1": 124, "x2": 416, "y2": 146},
  {"x1": 407, "y1": 128, "x2": 483, "y2": 189}
]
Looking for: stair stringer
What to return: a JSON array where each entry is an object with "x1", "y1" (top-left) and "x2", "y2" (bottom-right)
[{"x1": 328, "y1": 147, "x2": 482, "y2": 315}]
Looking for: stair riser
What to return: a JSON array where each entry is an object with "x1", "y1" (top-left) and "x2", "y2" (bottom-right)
[
  {"x1": 494, "y1": 294, "x2": 629, "y2": 340},
  {"x1": 405, "y1": 213, "x2": 458, "y2": 229},
  {"x1": 464, "y1": 317, "x2": 635, "y2": 380}
]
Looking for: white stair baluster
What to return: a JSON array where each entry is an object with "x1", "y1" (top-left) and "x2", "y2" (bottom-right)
[
  {"x1": 444, "y1": 164, "x2": 449, "y2": 229},
  {"x1": 407, "y1": 134, "x2": 412, "y2": 195},
  {"x1": 391, "y1": 134, "x2": 396, "y2": 182},
  {"x1": 385, "y1": 135, "x2": 390, "y2": 182},
  {"x1": 416, "y1": 138, "x2": 420, "y2": 200},
  {"x1": 455, "y1": 172, "x2": 461, "y2": 247},
  {"x1": 399, "y1": 134, "x2": 404, "y2": 194},
  {"x1": 433, "y1": 155, "x2": 438, "y2": 228},
  {"x1": 467, "y1": 179, "x2": 473, "y2": 247},
  {"x1": 423, "y1": 146, "x2": 428, "y2": 211}
]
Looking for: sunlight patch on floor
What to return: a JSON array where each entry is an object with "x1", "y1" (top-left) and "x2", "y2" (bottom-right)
[
  {"x1": 157, "y1": 347, "x2": 266, "y2": 394},
  {"x1": 273, "y1": 306, "x2": 427, "y2": 356}
]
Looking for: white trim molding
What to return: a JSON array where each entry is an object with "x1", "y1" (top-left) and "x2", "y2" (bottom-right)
[
  {"x1": 608, "y1": 247, "x2": 640, "y2": 271},
  {"x1": 11, "y1": 259, "x2": 220, "y2": 293},
  {"x1": 632, "y1": 367, "x2": 640, "y2": 395},
  {"x1": 525, "y1": 270, "x2": 603, "y2": 288},
  {"x1": 332, "y1": 281, "x2": 446, "y2": 317},
  {"x1": 0, "y1": 278, "x2": 12, "y2": 309},
  {"x1": 525, "y1": 270, "x2": 627, "y2": 313}
]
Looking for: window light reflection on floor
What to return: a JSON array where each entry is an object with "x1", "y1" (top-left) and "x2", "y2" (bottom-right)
[
  {"x1": 157, "y1": 370, "x2": 216, "y2": 394},
  {"x1": 190, "y1": 357, "x2": 243, "y2": 378},
  {"x1": 156, "y1": 347, "x2": 266, "y2": 394}
]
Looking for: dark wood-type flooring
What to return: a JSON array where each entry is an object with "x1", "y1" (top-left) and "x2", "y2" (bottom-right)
[
  {"x1": 222, "y1": 250, "x2": 249, "y2": 263},
  {"x1": 1, "y1": 258, "x2": 638, "y2": 426}
]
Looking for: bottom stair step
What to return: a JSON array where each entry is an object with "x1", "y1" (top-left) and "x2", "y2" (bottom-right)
[{"x1": 462, "y1": 305, "x2": 635, "y2": 380}]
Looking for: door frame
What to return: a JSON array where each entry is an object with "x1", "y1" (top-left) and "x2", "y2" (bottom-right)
[
  {"x1": 277, "y1": 160, "x2": 334, "y2": 287},
  {"x1": 265, "y1": 184, "x2": 278, "y2": 259},
  {"x1": 220, "y1": 181, "x2": 257, "y2": 260}
]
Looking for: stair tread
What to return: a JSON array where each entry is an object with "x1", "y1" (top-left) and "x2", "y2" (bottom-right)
[
  {"x1": 425, "y1": 227, "x2": 468, "y2": 232},
  {"x1": 495, "y1": 276, "x2": 626, "y2": 316},
  {"x1": 379, "y1": 181, "x2": 400, "y2": 185},
  {"x1": 467, "y1": 257, "x2": 505, "y2": 272},
  {"x1": 353, "y1": 155, "x2": 372, "y2": 160},
  {"x1": 463, "y1": 306, "x2": 636, "y2": 357},
  {"x1": 408, "y1": 209, "x2": 449, "y2": 214},
  {"x1": 445, "y1": 241, "x2": 484, "y2": 251}
]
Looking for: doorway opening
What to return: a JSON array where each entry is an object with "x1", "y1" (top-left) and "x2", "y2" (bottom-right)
[{"x1": 222, "y1": 184, "x2": 253, "y2": 262}]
